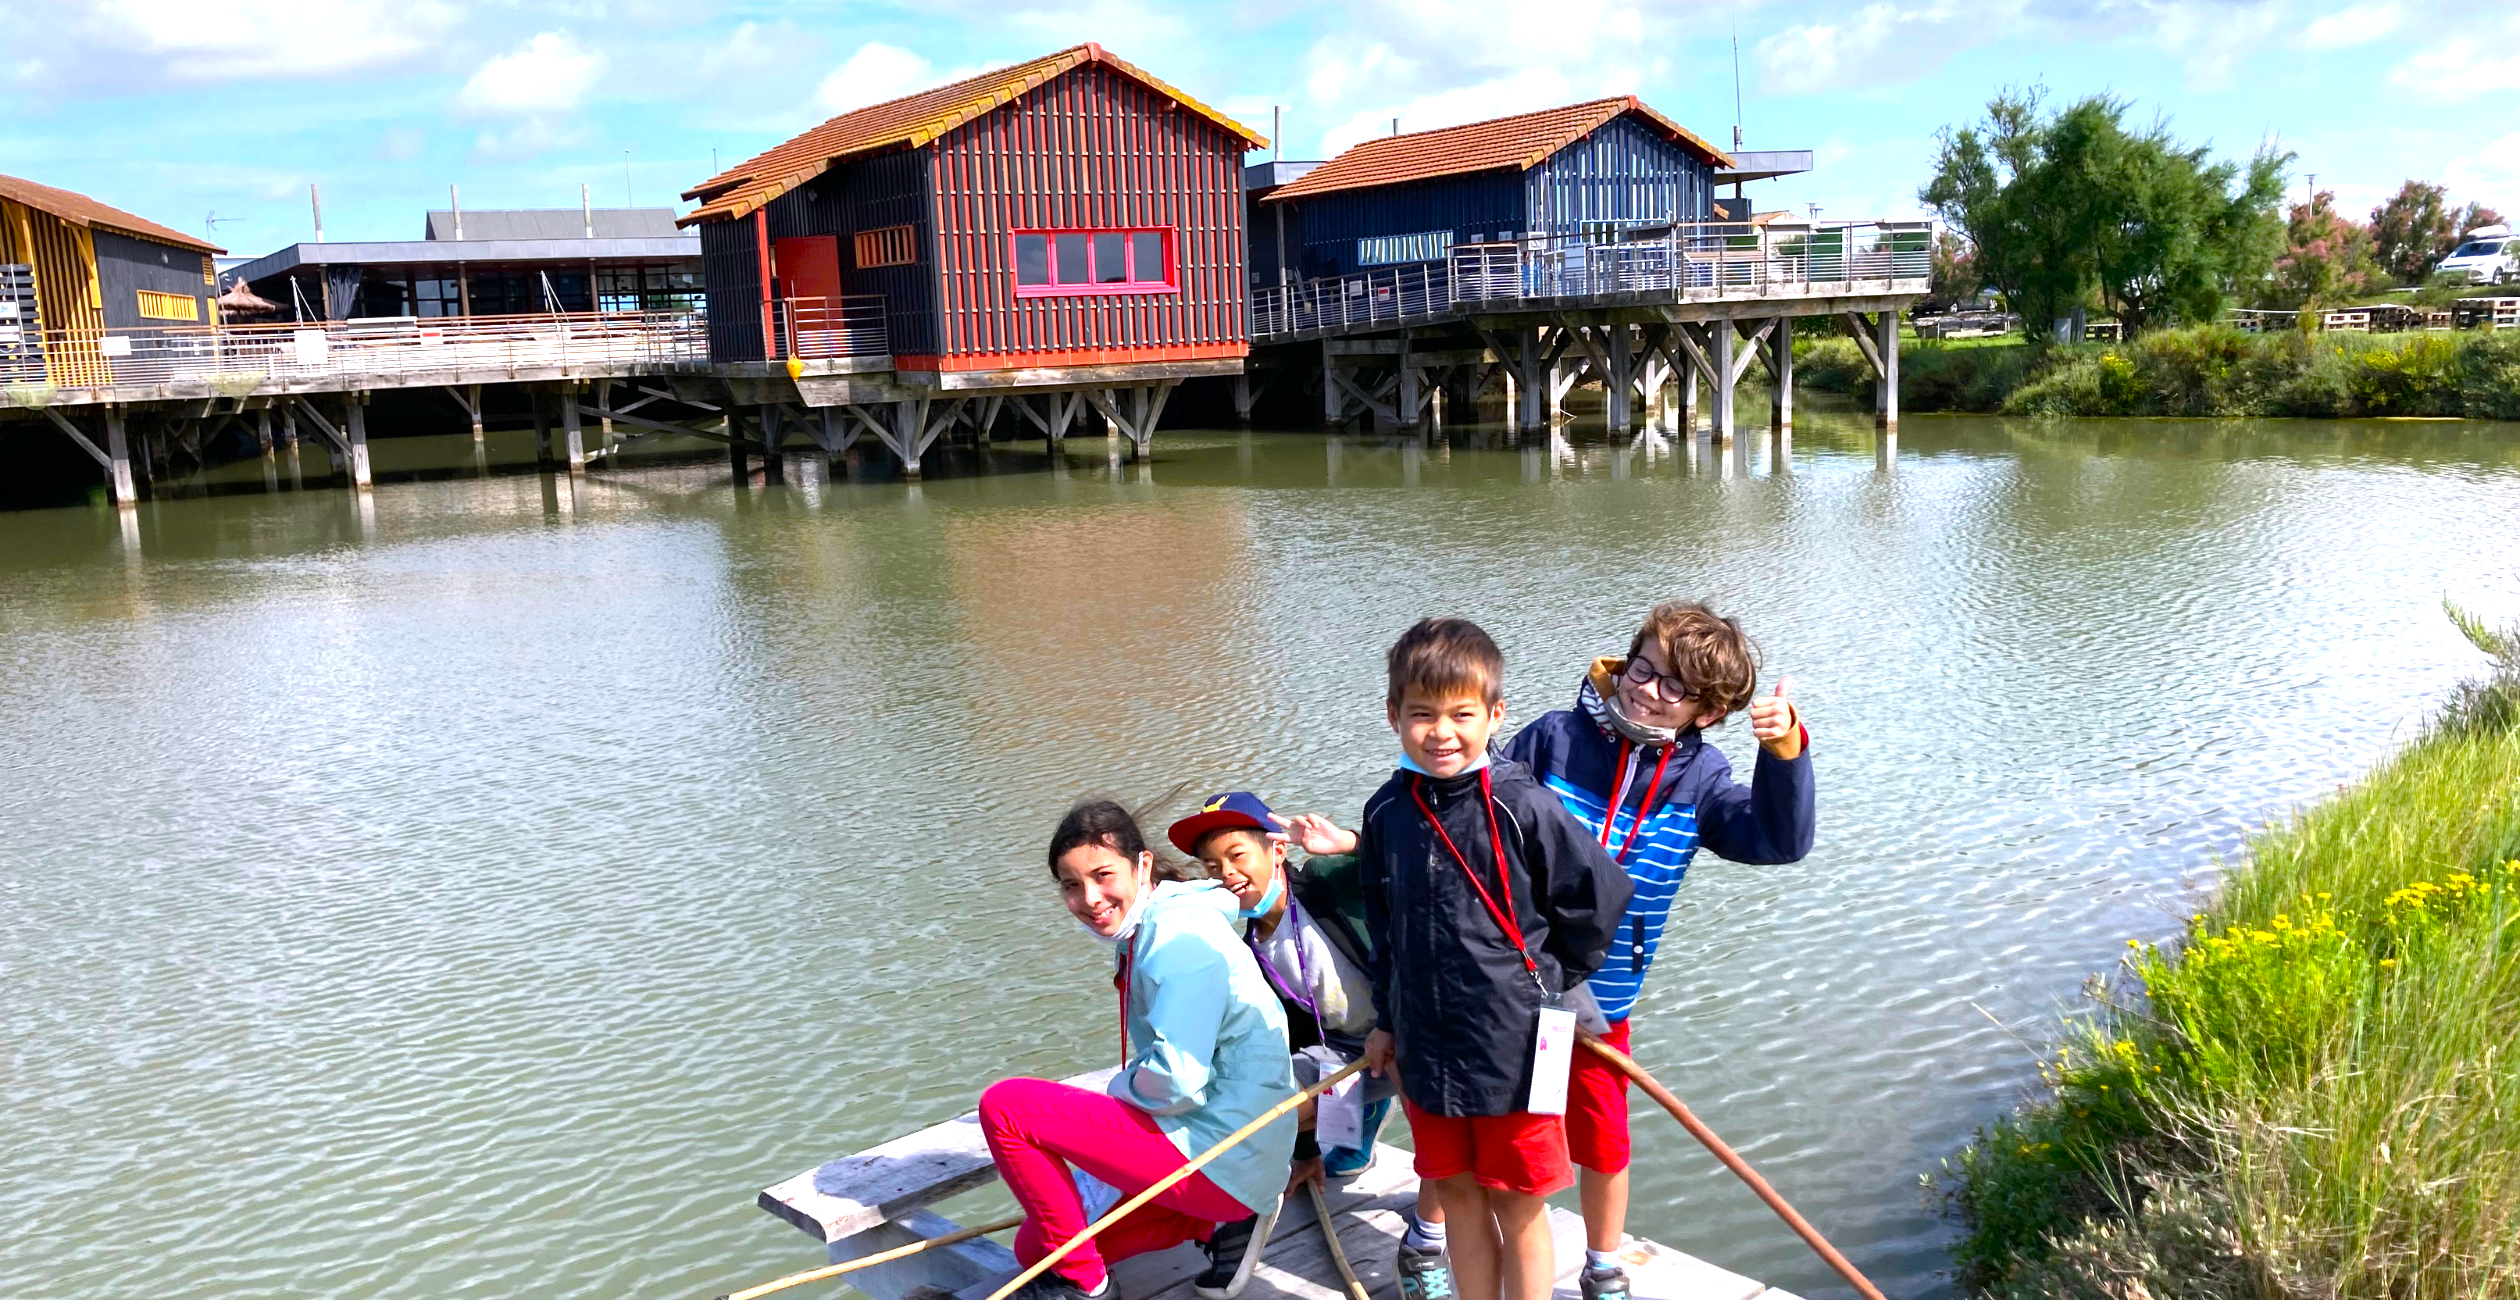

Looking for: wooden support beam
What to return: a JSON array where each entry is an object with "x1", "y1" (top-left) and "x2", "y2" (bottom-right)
[
  {"x1": 1877, "y1": 308, "x2": 1900, "y2": 430},
  {"x1": 1712, "y1": 324, "x2": 1735, "y2": 444},
  {"x1": 289, "y1": 394, "x2": 352, "y2": 457},
  {"x1": 560, "y1": 384, "x2": 587, "y2": 477},
  {"x1": 1607, "y1": 324, "x2": 1633, "y2": 430},
  {"x1": 1321, "y1": 341, "x2": 1345, "y2": 429},
  {"x1": 41, "y1": 407, "x2": 111, "y2": 471},
  {"x1": 1844, "y1": 312, "x2": 1886, "y2": 376},
  {"x1": 529, "y1": 388, "x2": 553, "y2": 469},
  {"x1": 1772, "y1": 317, "x2": 1795, "y2": 435},
  {"x1": 1729, "y1": 318, "x2": 1777, "y2": 388}
]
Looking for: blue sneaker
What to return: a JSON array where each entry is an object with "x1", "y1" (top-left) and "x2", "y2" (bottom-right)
[{"x1": 1321, "y1": 1097, "x2": 1394, "y2": 1179}]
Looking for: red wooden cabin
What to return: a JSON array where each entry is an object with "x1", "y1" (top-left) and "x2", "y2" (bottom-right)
[{"x1": 681, "y1": 44, "x2": 1264, "y2": 424}]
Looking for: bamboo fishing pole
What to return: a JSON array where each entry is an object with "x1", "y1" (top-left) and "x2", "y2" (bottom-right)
[
  {"x1": 976, "y1": 1058, "x2": 1370, "y2": 1300},
  {"x1": 713, "y1": 1215, "x2": 1024, "y2": 1300},
  {"x1": 1580, "y1": 1037, "x2": 1888, "y2": 1300},
  {"x1": 1303, "y1": 1175, "x2": 1370, "y2": 1300}
]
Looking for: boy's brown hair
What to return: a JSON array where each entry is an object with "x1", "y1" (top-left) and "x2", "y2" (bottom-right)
[
  {"x1": 1628, "y1": 601, "x2": 1759, "y2": 719},
  {"x1": 1386, "y1": 616, "x2": 1505, "y2": 708}
]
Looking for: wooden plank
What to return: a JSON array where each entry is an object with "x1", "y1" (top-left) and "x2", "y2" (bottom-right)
[
  {"x1": 1546, "y1": 1212, "x2": 1765, "y2": 1300},
  {"x1": 829, "y1": 1207, "x2": 1023, "y2": 1300},
  {"x1": 759, "y1": 1069, "x2": 1116, "y2": 1244}
]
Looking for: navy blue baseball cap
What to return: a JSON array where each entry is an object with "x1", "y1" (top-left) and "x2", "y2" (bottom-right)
[{"x1": 1167, "y1": 791, "x2": 1278, "y2": 854}]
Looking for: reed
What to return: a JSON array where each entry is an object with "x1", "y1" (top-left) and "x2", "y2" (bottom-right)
[{"x1": 1943, "y1": 608, "x2": 2520, "y2": 1298}]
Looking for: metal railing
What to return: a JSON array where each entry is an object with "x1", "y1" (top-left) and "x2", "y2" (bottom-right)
[
  {"x1": 0, "y1": 310, "x2": 708, "y2": 395},
  {"x1": 775, "y1": 295, "x2": 889, "y2": 360},
  {"x1": 1252, "y1": 220, "x2": 1936, "y2": 339}
]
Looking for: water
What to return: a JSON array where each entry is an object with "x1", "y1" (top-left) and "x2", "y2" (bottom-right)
[{"x1": 5, "y1": 409, "x2": 2517, "y2": 1300}]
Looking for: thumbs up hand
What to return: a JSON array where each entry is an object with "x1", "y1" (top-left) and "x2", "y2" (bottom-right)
[{"x1": 1750, "y1": 675, "x2": 1803, "y2": 759}]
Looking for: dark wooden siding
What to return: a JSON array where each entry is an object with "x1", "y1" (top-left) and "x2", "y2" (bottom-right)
[
  {"x1": 92, "y1": 229, "x2": 213, "y2": 330},
  {"x1": 928, "y1": 62, "x2": 1248, "y2": 368},
  {"x1": 1277, "y1": 169, "x2": 1523, "y2": 279},
  {"x1": 1524, "y1": 114, "x2": 1712, "y2": 239},
  {"x1": 700, "y1": 218, "x2": 765, "y2": 361},
  {"x1": 700, "y1": 148, "x2": 941, "y2": 362}
]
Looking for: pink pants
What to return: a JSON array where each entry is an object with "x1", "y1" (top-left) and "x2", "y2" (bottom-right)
[{"x1": 978, "y1": 1077, "x2": 1250, "y2": 1289}]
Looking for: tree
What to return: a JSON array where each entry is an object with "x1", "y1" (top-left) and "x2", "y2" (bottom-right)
[
  {"x1": 1923, "y1": 228, "x2": 1980, "y2": 313},
  {"x1": 2265, "y1": 191, "x2": 2386, "y2": 309},
  {"x1": 1922, "y1": 89, "x2": 2289, "y2": 343},
  {"x1": 2370, "y1": 181, "x2": 2505, "y2": 284}
]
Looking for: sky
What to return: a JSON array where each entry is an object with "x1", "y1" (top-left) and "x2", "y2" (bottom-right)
[{"x1": 3, "y1": 0, "x2": 2515, "y2": 262}]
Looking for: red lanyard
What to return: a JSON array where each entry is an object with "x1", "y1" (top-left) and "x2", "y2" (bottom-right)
[
  {"x1": 1599, "y1": 740, "x2": 1676, "y2": 864},
  {"x1": 1409, "y1": 769, "x2": 1539, "y2": 981},
  {"x1": 1115, "y1": 946, "x2": 1132, "y2": 1068}
]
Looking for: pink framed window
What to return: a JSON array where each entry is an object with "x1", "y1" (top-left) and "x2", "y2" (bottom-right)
[{"x1": 1012, "y1": 229, "x2": 1176, "y2": 297}]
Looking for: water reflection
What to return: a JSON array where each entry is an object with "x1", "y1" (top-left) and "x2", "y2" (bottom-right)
[{"x1": 2, "y1": 406, "x2": 2516, "y2": 1300}]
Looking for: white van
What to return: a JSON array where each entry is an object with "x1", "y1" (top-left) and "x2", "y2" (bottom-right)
[{"x1": 2435, "y1": 224, "x2": 2518, "y2": 285}]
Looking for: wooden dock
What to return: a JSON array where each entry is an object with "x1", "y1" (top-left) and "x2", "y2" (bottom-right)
[{"x1": 751, "y1": 1072, "x2": 1807, "y2": 1300}]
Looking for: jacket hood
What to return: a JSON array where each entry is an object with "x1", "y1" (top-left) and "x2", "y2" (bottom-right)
[
  {"x1": 1147, "y1": 878, "x2": 1240, "y2": 920},
  {"x1": 1581, "y1": 657, "x2": 1683, "y2": 749}
]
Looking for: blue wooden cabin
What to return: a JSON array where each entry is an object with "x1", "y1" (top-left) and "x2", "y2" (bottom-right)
[{"x1": 1249, "y1": 97, "x2": 1731, "y2": 285}]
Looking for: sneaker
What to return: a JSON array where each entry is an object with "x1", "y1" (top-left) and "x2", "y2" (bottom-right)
[
  {"x1": 1396, "y1": 1245, "x2": 1454, "y2": 1300},
  {"x1": 1193, "y1": 1195, "x2": 1282, "y2": 1300},
  {"x1": 1579, "y1": 1265, "x2": 1630, "y2": 1300},
  {"x1": 1005, "y1": 1272, "x2": 1098, "y2": 1300}
]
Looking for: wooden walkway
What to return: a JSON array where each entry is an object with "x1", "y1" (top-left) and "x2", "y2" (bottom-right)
[{"x1": 753, "y1": 1073, "x2": 1806, "y2": 1300}]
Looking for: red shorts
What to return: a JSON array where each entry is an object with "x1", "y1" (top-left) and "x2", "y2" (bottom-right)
[
  {"x1": 1403, "y1": 1097, "x2": 1573, "y2": 1197},
  {"x1": 1564, "y1": 1018, "x2": 1633, "y2": 1173}
]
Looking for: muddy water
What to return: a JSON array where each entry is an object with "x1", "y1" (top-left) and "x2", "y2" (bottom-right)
[{"x1": 5, "y1": 409, "x2": 2517, "y2": 1299}]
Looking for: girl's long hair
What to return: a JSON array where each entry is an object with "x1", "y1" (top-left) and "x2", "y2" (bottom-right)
[{"x1": 1047, "y1": 786, "x2": 1203, "y2": 883}]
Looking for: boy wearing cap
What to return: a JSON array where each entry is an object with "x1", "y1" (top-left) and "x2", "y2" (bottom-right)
[{"x1": 1169, "y1": 793, "x2": 1456, "y2": 1300}]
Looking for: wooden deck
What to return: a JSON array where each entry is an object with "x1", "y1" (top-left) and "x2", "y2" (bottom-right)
[{"x1": 754, "y1": 1073, "x2": 1806, "y2": 1300}]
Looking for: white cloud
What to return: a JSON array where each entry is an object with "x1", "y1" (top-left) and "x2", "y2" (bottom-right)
[
  {"x1": 1756, "y1": 0, "x2": 2005, "y2": 94},
  {"x1": 2443, "y1": 132, "x2": 2520, "y2": 208},
  {"x1": 813, "y1": 42, "x2": 937, "y2": 117},
  {"x1": 2147, "y1": 0, "x2": 2288, "y2": 90},
  {"x1": 12, "y1": 0, "x2": 458, "y2": 89},
  {"x1": 456, "y1": 31, "x2": 602, "y2": 117},
  {"x1": 2387, "y1": 13, "x2": 2520, "y2": 97},
  {"x1": 1317, "y1": 66, "x2": 1578, "y2": 159},
  {"x1": 2299, "y1": 1, "x2": 2403, "y2": 49}
]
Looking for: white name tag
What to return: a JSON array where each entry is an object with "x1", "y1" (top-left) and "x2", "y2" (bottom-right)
[
  {"x1": 1316, "y1": 1068, "x2": 1365, "y2": 1151},
  {"x1": 1525, "y1": 1007, "x2": 1577, "y2": 1116}
]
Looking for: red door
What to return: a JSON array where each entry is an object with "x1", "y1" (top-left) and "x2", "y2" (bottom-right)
[{"x1": 773, "y1": 236, "x2": 844, "y2": 303}]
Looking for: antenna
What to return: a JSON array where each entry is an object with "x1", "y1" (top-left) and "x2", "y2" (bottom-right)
[
  {"x1": 203, "y1": 210, "x2": 241, "y2": 244},
  {"x1": 310, "y1": 183, "x2": 324, "y2": 242},
  {"x1": 1731, "y1": 21, "x2": 1744, "y2": 152},
  {"x1": 1391, "y1": 117, "x2": 1399, "y2": 136},
  {"x1": 1274, "y1": 105, "x2": 1282, "y2": 162}
]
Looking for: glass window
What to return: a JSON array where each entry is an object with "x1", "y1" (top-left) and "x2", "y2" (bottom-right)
[
  {"x1": 1093, "y1": 233, "x2": 1127, "y2": 283},
  {"x1": 1016, "y1": 234, "x2": 1050, "y2": 286},
  {"x1": 1132, "y1": 232, "x2": 1166, "y2": 284},
  {"x1": 1055, "y1": 234, "x2": 1090, "y2": 285}
]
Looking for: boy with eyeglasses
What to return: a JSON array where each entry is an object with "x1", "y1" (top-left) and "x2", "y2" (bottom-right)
[{"x1": 1498, "y1": 601, "x2": 1814, "y2": 1300}]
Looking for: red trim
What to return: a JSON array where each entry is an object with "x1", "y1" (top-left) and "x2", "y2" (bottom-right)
[
  {"x1": 1012, "y1": 227, "x2": 1178, "y2": 298},
  {"x1": 894, "y1": 341, "x2": 1246, "y2": 373},
  {"x1": 754, "y1": 209, "x2": 777, "y2": 360}
]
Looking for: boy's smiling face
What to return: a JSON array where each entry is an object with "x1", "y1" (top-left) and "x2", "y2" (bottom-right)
[
  {"x1": 1616, "y1": 642, "x2": 1725, "y2": 732},
  {"x1": 1197, "y1": 828, "x2": 1284, "y2": 912},
  {"x1": 1389, "y1": 685, "x2": 1505, "y2": 778}
]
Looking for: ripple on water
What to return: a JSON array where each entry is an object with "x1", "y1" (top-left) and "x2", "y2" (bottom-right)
[{"x1": 3, "y1": 415, "x2": 2518, "y2": 1300}]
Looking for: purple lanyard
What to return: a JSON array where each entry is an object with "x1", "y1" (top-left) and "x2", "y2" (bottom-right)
[{"x1": 1247, "y1": 895, "x2": 1320, "y2": 1019}]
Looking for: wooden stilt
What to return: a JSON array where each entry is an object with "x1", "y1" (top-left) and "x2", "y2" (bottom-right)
[
  {"x1": 560, "y1": 384, "x2": 587, "y2": 477},
  {"x1": 531, "y1": 389, "x2": 553, "y2": 469},
  {"x1": 1877, "y1": 308, "x2": 1900, "y2": 430},
  {"x1": 1712, "y1": 325, "x2": 1735, "y2": 444},
  {"x1": 1772, "y1": 316, "x2": 1795, "y2": 435},
  {"x1": 345, "y1": 393, "x2": 373, "y2": 491},
  {"x1": 1606, "y1": 324, "x2": 1632, "y2": 430}
]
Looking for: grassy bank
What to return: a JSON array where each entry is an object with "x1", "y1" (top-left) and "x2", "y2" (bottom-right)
[
  {"x1": 1798, "y1": 326, "x2": 2520, "y2": 419},
  {"x1": 1944, "y1": 608, "x2": 2520, "y2": 1299}
]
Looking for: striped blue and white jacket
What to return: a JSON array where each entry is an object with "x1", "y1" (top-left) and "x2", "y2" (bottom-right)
[{"x1": 1501, "y1": 662, "x2": 1814, "y2": 1022}]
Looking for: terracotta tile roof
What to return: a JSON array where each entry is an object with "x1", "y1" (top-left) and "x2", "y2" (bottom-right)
[
  {"x1": 1263, "y1": 97, "x2": 1730, "y2": 203},
  {"x1": 679, "y1": 43, "x2": 1267, "y2": 226},
  {"x1": 0, "y1": 172, "x2": 222, "y2": 253}
]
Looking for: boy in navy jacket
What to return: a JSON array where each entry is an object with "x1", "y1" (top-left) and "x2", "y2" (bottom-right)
[
  {"x1": 1500, "y1": 601, "x2": 1813, "y2": 1300},
  {"x1": 1356, "y1": 617, "x2": 1632, "y2": 1300}
]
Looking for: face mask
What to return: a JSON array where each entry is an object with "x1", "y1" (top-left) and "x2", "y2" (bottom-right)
[
  {"x1": 1236, "y1": 871, "x2": 1285, "y2": 919},
  {"x1": 1074, "y1": 854, "x2": 1156, "y2": 945}
]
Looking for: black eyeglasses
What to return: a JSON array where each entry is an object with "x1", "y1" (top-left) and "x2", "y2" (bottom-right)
[{"x1": 1621, "y1": 656, "x2": 1695, "y2": 701}]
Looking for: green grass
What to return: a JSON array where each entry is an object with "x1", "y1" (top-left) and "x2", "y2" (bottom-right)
[
  {"x1": 1796, "y1": 326, "x2": 2520, "y2": 420},
  {"x1": 1944, "y1": 609, "x2": 2520, "y2": 1299}
]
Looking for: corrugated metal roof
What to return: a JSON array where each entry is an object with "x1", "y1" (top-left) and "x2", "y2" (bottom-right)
[
  {"x1": 0, "y1": 171, "x2": 222, "y2": 253},
  {"x1": 1262, "y1": 98, "x2": 1731, "y2": 203},
  {"x1": 426, "y1": 208, "x2": 683, "y2": 240},
  {"x1": 678, "y1": 43, "x2": 1268, "y2": 226}
]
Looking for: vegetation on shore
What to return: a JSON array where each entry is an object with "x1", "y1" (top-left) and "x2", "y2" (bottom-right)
[
  {"x1": 1941, "y1": 606, "x2": 2520, "y2": 1299},
  {"x1": 1797, "y1": 327, "x2": 2520, "y2": 420}
]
